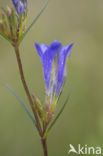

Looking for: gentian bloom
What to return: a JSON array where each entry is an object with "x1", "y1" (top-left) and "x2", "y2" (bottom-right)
[
  {"x1": 35, "y1": 40, "x2": 74, "y2": 106},
  {"x1": 35, "y1": 41, "x2": 62, "y2": 91},
  {"x1": 12, "y1": 0, "x2": 27, "y2": 15}
]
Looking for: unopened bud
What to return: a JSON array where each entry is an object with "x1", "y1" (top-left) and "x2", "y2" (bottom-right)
[
  {"x1": 0, "y1": 12, "x2": 2, "y2": 18},
  {"x1": 32, "y1": 94, "x2": 47, "y2": 121},
  {"x1": 32, "y1": 94, "x2": 43, "y2": 113},
  {"x1": 46, "y1": 105, "x2": 54, "y2": 123},
  {"x1": 0, "y1": 12, "x2": 3, "y2": 25},
  {"x1": 6, "y1": 6, "x2": 11, "y2": 17},
  {"x1": 32, "y1": 94, "x2": 42, "y2": 109}
]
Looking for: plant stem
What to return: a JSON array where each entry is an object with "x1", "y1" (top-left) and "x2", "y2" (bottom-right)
[
  {"x1": 41, "y1": 138, "x2": 48, "y2": 156},
  {"x1": 14, "y1": 46, "x2": 48, "y2": 155},
  {"x1": 14, "y1": 46, "x2": 42, "y2": 136}
]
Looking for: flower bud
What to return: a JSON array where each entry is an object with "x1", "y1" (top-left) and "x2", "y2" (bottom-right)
[
  {"x1": 12, "y1": 0, "x2": 27, "y2": 16},
  {"x1": 0, "y1": 12, "x2": 3, "y2": 24},
  {"x1": 0, "y1": 12, "x2": 2, "y2": 18},
  {"x1": 32, "y1": 94, "x2": 46, "y2": 120},
  {"x1": 46, "y1": 105, "x2": 54, "y2": 123},
  {"x1": 6, "y1": 6, "x2": 12, "y2": 17},
  {"x1": 0, "y1": 5, "x2": 27, "y2": 46}
]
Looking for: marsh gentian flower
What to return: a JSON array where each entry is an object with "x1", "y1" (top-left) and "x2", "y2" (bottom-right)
[
  {"x1": 35, "y1": 40, "x2": 62, "y2": 91},
  {"x1": 12, "y1": 0, "x2": 27, "y2": 15},
  {"x1": 35, "y1": 40, "x2": 73, "y2": 106}
]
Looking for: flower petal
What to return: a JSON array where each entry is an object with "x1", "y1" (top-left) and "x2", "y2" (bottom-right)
[
  {"x1": 49, "y1": 40, "x2": 62, "y2": 58},
  {"x1": 35, "y1": 41, "x2": 62, "y2": 91},
  {"x1": 18, "y1": 1, "x2": 24, "y2": 14},
  {"x1": 12, "y1": 0, "x2": 27, "y2": 15},
  {"x1": 56, "y1": 43, "x2": 74, "y2": 94},
  {"x1": 12, "y1": 0, "x2": 19, "y2": 9},
  {"x1": 35, "y1": 42, "x2": 48, "y2": 57}
]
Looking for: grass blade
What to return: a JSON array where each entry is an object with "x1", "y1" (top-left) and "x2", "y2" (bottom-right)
[{"x1": 4, "y1": 84, "x2": 38, "y2": 130}]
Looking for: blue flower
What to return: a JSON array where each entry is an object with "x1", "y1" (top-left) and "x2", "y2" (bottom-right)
[
  {"x1": 35, "y1": 40, "x2": 62, "y2": 92},
  {"x1": 35, "y1": 40, "x2": 74, "y2": 99},
  {"x1": 12, "y1": 0, "x2": 27, "y2": 15}
]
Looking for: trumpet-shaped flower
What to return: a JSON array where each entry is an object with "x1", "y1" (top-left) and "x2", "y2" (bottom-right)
[
  {"x1": 35, "y1": 40, "x2": 74, "y2": 105},
  {"x1": 12, "y1": 0, "x2": 27, "y2": 15},
  {"x1": 35, "y1": 40, "x2": 62, "y2": 91}
]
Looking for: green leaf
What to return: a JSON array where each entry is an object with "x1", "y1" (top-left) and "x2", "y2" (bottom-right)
[
  {"x1": 19, "y1": 0, "x2": 49, "y2": 43},
  {"x1": 44, "y1": 89, "x2": 73, "y2": 138},
  {"x1": 4, "y1": 84, "x2": 38, "y2": 130}
]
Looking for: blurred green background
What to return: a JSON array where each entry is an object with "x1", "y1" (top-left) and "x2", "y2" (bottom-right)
[{"x1": 0, "y1": 0, "x2": 103, "y2": 155}]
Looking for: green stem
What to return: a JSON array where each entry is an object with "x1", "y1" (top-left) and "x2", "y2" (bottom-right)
[
  {"x1": 14, "y1": 46, "x2": 42, "y2": 136},
  {"x1": 14, "y1": 46, "x2": 48, "y2": 156}
]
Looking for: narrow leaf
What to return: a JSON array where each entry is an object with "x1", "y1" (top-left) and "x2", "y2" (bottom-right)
[
  {"x1": 44, "y1": 89, "x2": 73, "y2": 138},
  {"x1": 4, "y1": 84, "x2": 38, "y2": 130},
  {"x1": 19, "y1": 0, "x2": 48, "y2": 43}
]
